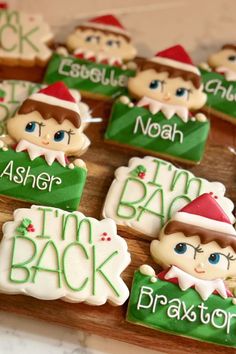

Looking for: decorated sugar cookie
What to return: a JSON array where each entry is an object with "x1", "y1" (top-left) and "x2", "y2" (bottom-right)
[
  {"x1": 0, "y1": 80, "x2": 93, "y2": 136},
  {"x1": 127, "y1": 193, "x2": 236, "y2": 347},
  {"x1": 103, "y1": 156, "x2": 235, "y2": 239},
  {"x1": 200, "y1": 44, "x2": 236, "y2": 124},
  {"x1": 44, "y1": 15, "x2": 137, "y2": 100},
  {"x1": 0, "y1": 205, "x2": 130, "y2": 305},
  {"x1": 0, "y1": 82, "x2": 90, "y2": 210},
  {"x1": 0, "y1": 8, "x2": 53, "y2": 80},
  {"x1": 105, "y1": 45, "x2": 210, "y2": 164}
]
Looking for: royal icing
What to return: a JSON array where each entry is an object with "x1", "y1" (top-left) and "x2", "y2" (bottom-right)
[
  {"x1": 102, "y1": 156, "x2": 235, "y2": 238},
  {"x1": 105, "y1": 45, "x2": 209, "y2": 163},
  {"x1": 0, "y1": 9, "x2": 53, "y2": 64},
  {"x1": 44, "y1": 54, "x2": 136, "y2": 99},
  {"x1": 0, "y1": 82, "x2": 90, "y2": 210},
  {"x1": 0, "y1": 206, "x2": 131, "y2": 305},
  {"x1": 201, "y1": 45, "x2": 236, "y2": 124},
  {"x1": 127, "y1": 194, "x2": 236, "y2": 347},
  {"x1": 0, "y1": 80, "x2": 92, "y2": 136}
]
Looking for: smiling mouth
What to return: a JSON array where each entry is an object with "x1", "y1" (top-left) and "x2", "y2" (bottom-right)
[
  {"x1": 194, "y1": 267, "x2": 205, "y2": 274},
  {"x1": 42, "y1": 141, "x2": 49, "y2": 145}
]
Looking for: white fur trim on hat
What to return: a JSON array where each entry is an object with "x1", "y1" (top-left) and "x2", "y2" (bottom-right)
[
  {"x1": 150, "y1": 56, "x2": 200, "y2": 76},
  {"x1": 172, "y1": 212, "x2": 236, "y2": 236},
  {"x1": 30, "y1": 93, "x2": 80, "y2": 114},
  {"x1": 81, "y1": 21, "x2": 130, "y2": 37}
]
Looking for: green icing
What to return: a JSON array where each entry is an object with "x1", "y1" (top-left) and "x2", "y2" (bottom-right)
[
  {"x1": 105, "y1": 102, "x2": 210, "y2": 163},
  {"x1": 44, "y1": 53, "x2": 136, "y2": 99},
  {"x1": 127, "y1": 271, "x2": 236, "y2": 348},
  {"x1": 200, "y1": 68, "x2": 236, "y2": 120},
  {"x1": 0, "y1": 148, "x2": 87, "y2": 211}
]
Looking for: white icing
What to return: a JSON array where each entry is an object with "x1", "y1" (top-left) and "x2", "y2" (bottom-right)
[
  {"x1": 165, "y1": 266, "x2": 228, "y2": 301},
  {"x1": 216, "y1": 66, "x2": 236, "y2": 81},
  {"x1": 137, "y1": 286, "x2": 235, "y2": 334},
  {"x1": 0, "y1": 80, "x2": 91, "y2": 134},
  {"x1": 30, "y1": 92, "x2": 80, "y2": 114},
  {"x1": 81, "y1": 21, "x2": 129, "y2": 37},
  {"x1": 137, "y1": 96, "x2": 189, "y2": 122},
  {"x1": 102, "y1": 156, "x2": 235, "y2": 238},
  {"x1": 0, "y1": 206, "x2": 131, "y2": 305},
  {"x1": 150, "y1": 56, "x2": 200, "y2": 76},
  {"x1": 74, "y1": 47, "x2": 123, "y2": 66},
  {"x1": 173, "y1": 212, "x2": 236, "y2": 235},
  {"x1": 0, "y1": 10, "x2": 53, "y2": 62},
  {"x1": 16, "y1": 139, "x2": 66, "y2": 167}
]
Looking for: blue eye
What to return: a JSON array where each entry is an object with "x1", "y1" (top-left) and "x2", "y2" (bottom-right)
[
  {"x1": 208, "y1": 253, "x2": 220, "y2": 265},
  {"x1": 54, "y1": 130, "x2": 65, "y2": 142},
  {"x1": 174, "y1": 243, "x2": 187, "y2": 254},
  {"x1": 228, "y1": 55, "x2": 236, "y2": 62},
  {"x1": 25, "y1": 122, "x2": 36, "y2": 132},
  {"x1": 149, "y1": 80, "x2": 160, "y2": 90},
  {"x1": 85, "y1": 35, "x2": 99, "y2": 43},
  {"x1": 176, "y1": 88, "x2": 188, "y2": 97},
  {"x1": 107, "y1": 40, "x2": 114, "y2": 46}
]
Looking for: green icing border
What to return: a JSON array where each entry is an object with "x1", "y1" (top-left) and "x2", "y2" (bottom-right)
[
  {"x1": 105, "y1": 102, "x2": 210, "y2": 163},
  {"x1": 201, "y1": 68, "x2": 236, "y2": 119},
  {"x1": 127, "y1": 271, "x2": 236, "y2": 348},
  {"x1": 44, "y1": 53, "x2": 136, "y2": 99},
  {"x1": 0, "y1": 148, "x2": 87, "y2": 211}
]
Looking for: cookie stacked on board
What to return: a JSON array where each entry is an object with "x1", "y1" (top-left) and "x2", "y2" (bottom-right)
[{"x1": 0, "y1": 4, "x2": 235, "y2": 351}]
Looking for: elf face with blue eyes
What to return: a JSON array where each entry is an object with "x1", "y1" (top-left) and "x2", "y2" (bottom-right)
[
  {"x1": 66, "y1": 28, "x2": 137, "y2": 64},
  {"x1": 128, "y1": 69, "x2": 206, "y2": 110},
  {"x1": 7, "y1": 110, "x2": 89, "y2": 159},
  {"x1": 208, "y1": 45, "x2": 236, "y2": 81},
  {"x1": 150, "y1": 227, "x2": 236, "y2": 281}
]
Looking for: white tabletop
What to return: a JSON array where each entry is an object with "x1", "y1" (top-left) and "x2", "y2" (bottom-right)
[{"x1": 2, "y1": 0, "x2": 236, "y2": 353}]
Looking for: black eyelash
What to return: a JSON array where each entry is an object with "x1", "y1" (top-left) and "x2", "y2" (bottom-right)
[
  {"x1": 195, "y1": 244, "x2": 203, "y2": 253},
  {"x1": 66, "y1": 129, "x2": 75, "y2": 144},
  {"x1": 226, "y1": 252, "x2": 236, "y2": 261},
  {"x1": 36, "y1": 122, "x2": 45, "y2": 137}
]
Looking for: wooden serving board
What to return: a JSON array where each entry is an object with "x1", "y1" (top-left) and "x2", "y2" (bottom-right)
[{"x1": 0, "y1": 98, "x2": 235, "y2": 354}]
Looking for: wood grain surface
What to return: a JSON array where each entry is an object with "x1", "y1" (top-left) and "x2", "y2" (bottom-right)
[{"x1": 0, "y1": 97, "x2": 235, "y2": 353}]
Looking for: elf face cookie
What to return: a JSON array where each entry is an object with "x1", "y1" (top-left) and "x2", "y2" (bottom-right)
[
  {"x1": 0, "y1": 82, "x2": 89, "y2": 211},
  {"x1": 0, "y1": 80, "x2": 93, "y2": 136},
  {"x1": 127, "y1": 194, "x2": 236, "y2": 348},
  {"x1": 200, "y1": 44, "x2": 236, "y2": 125},
  {"x1": 103, "y1": 156, "x2": 235, "y2": 239},
  {"x1": 44, "y1": 15, "x2": 137, "y2": 100},
  {"x1": 0, "y1": 8, "x2": 54, "y2": 81},
  {"x1": 0, "y1": 205, "x2": 131, "y2": 305},
  {"x1": 105, "y1": 45, "x2": 210, "y2": 164},
  {"x1": 66, "y1": 15, "x2": 137, "y2": 64}
]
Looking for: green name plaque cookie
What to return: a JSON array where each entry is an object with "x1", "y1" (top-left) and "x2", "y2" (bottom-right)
[
  {"x1": 127, "y1": 271, "x2": 236, "y2": 348},
  {"x1": 0, "y1": 148, "x2": 87, "y2": 211},
  {"x1": 44, "y1": 53, "x2": 136, "y2": 99},
  {"x1": 105, "y1": 102, "x2": 210, "y2": 164},
  {"x1": 201, "y1": 68, "x2": 236, "y2": 124}
]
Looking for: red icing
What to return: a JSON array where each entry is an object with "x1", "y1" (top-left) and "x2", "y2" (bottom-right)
[
  {"x1": 157, "y1": 269, "x2": 233, "y2": 298},
  {"x1": 89, "y1": 14, "x2": 124, "y2": 30},
  {"x1": 38, "y1": 82, "x2": 76, "y2": 103},
  {"x1": 179, "y1": 193, "x2": 231, "y2": 224},
  {"x1": 0, "y1": 3, "x2": 8, "y2": 9},
  {"x1": 155, "y1": 45, "x2": 194, "y2": 66}
]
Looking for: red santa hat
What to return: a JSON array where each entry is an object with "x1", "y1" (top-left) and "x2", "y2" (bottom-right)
[
  {"x1": 172, "y1": 193, "x2": 236, "y2": 235},
  {"x1": 81, "y1": 14, "x2": 130, "y2": 38},
  {"x1": 150, "y1": 45, "x2": 200, "y2": 76},
  {"x1": 30, "y1": 82, "x2": 80, "y2": 115}
]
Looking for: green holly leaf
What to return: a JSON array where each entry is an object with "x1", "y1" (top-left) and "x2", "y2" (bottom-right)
[
  {"x1": 22, "y1": 218, "x2": 32, "y2": 228},
  {"x1": 16, "y1": 226, "x2": 27, "y2": 236},
  {"x1": 0, "y1": 89, "x2": 6, "y2": 98}
]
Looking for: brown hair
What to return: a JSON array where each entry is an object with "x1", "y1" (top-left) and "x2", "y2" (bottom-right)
[
  {"x1": 222, "y1": 44, "x2": 236, "y2": 51},
  {"x1": 76, "y1": 25, "x2": 131, "y2": 42},
  {"x1": 164, "y1": 220, "x2": 236, "y2": 252},
  {"x1": 18, "y1": 99, "x2": 81, "y2": 128},
  {"x1": 138, "y1": 60, "x2": 201, "y2": 89}
]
